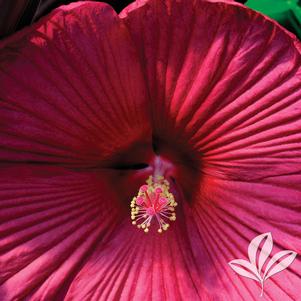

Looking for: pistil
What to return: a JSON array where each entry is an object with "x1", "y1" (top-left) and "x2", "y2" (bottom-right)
[{"x1": 130, "y1": 175, "x2": 177, "y2": 233}]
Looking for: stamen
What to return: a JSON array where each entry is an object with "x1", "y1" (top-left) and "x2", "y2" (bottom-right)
[{"x1": 130, "y1": 175, "x2": 177, "y2": 233}]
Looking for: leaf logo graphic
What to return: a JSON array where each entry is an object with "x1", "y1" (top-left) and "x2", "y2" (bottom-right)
[{"x1": 228, "y1": 232, "x2": 297, "y2": 297}]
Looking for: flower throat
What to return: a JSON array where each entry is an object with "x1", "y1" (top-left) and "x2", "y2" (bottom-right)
[{"x1": 131, "y1": 175, "x2": 177, "y2": 233}]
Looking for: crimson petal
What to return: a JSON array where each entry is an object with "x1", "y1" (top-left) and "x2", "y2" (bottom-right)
[
  {"x1": 121, "y1": 0, "x2": 301, "y2": 300},
  {"x1": 0, "y1": 165, "x2": 121, "y2": 300},
  {"x1": 0, "y1": 2, "x2": 150, "y2": 167},
  {"x1": 0, "y1": 0, "x2": 301, "y2": 300}
]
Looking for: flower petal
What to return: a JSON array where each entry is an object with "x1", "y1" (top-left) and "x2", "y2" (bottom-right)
[
  {"x1": 64, "y1": 215, "x2": 212, "y2": 301},
  {"x1": 1, "y1": 0, "x2": 301, "y2": 300},
  {"x1": 121, "y1": 3, "x2": 301, "y2": 299},
  {"x1": 0, "y1": 2, "x2": 151, "y2": 166},
  {"x1": 193, "y1": 175, "x2": 301, "y2": 300},
  {"x1": 121, "y1": 0, "x2": 301, "y2": 153},
  {"x1": 0, "y1": 165, "x2": 120, "y2": 300}
]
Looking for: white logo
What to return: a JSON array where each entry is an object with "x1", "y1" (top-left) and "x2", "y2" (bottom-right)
[{"x1": 228, "y1": 232, "x2": 297, "y2": 297}]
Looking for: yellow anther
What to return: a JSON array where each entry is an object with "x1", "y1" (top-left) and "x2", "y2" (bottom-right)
[{"x1": 131, "y1": 175, "x2": 177, "y2": 234}]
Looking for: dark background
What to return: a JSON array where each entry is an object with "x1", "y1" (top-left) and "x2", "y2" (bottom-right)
[{"x1": 0, "y1": 0, "x2": 248, "y2": 39}]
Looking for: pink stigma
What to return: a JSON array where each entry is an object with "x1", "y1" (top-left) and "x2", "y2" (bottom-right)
[
  {"x1": 155, "y1": 187, "x2": 163, "y2": 194},
  {"x1": 140, "y1": 185, "x2": 148, "y2": 192},
  {"x1": 146, "y1": 207, "x2": 156, "y2": 216},
  {"x1": 136, "y1": 196, "x2": 144, "y2": 205},
  {"x1": 159, "y1": 197, "x2": 168, "y2": 205},
  {"x1": 131, "y1": 176, "x2": 177, "y2": 233}
]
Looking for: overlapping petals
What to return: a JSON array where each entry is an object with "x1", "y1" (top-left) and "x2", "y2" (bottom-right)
[{"x1": 0, "y1": 1, "x2": 301, "y2": 300}]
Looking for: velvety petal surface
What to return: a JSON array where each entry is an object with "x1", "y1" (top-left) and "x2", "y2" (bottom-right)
[
  {"x1": 0, "y1": 166, "x2": 121, "y2": 300},
  {"x1": 121, "y1": 0, "x2": 301, "y2": 300},
  {"x1": 0, "y1": 2, "x2": 151, "y2": 167},
  {"x1": 0, "y1": 0, "x2": 301, "y2": 300},
  {"x1": 0, "y1": 3, "x2": 151, "y2": 300}
]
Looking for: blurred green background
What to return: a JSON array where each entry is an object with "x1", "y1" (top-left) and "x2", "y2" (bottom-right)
[{"x1": 246, "y1": 0, "x2": 301, "y2": 39}]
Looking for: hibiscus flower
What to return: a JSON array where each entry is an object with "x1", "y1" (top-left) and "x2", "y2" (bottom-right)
[{"x1": 0, "y1": 0, "x2": 301, "y2": 300}]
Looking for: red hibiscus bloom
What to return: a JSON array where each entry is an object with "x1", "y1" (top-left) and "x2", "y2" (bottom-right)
[{"x1": 0, "y1": 1, "x2": 301, "y2": 300}]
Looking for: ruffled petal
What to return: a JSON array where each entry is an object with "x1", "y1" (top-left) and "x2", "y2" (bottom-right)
[
  {"x1": 1, "y1": 0, "x2": 301, "y2": 300},
  {"x1": 0, "y1": 2, "x2": 150, "y2": 167},
  {"x1": 121, "y1": 0, "x2": 301, "y2": 145},
  {"x1": 121, "y1": 0, "x2": 301, "y2": 300},
  {"x1": 0, "y1": 165, "x2": 120, "y2": 300}
]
